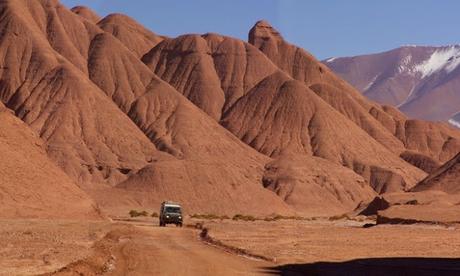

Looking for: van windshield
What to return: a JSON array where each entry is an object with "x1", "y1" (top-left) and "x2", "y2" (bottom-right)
[{"x1": 165, "y1": 206, "x2": 181, "y2": 213}]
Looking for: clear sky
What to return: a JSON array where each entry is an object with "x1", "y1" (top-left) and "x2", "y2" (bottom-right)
[{"x1": 61, "y1": 0, "x2": 460, "y2": 60}]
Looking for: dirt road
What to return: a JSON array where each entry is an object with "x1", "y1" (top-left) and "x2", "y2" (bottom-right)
[
  {"x1": 114, "y1": 225, "x2": 269, "y2": 275},
  {"x1": 52, "y1": 222, "x2": 271, "y2": 276}
]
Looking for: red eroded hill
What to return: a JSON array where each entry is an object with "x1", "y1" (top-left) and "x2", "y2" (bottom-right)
[
  {"x1": 0, "y1": 0, "x2": 292, "y2": 216},
  {"x1": 1, "y1": 0, "x2": 460, "y2": 216},
  {"x1": 248, "y1": 20, "x2": 460, "y2": 165},
  {"x1": 412, "y1": 152, "x2": 460, "y2": 194},
  {"x1": 97, "y1": 13, "x2": 164, "y2": 58},
  {"x1": 0, "y1": 104, "x2": 100, "y2": 219},
  {"x1": 141, "y1": 21, "x2": 460, "y2": 196},
  {"x1": 71, "y1": 5, "x2": 100, "y2": 24}
]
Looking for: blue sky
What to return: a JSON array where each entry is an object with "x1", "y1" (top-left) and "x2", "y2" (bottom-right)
[{"x1": 61, "y1": 1, "x2": 460, "y2": 59}]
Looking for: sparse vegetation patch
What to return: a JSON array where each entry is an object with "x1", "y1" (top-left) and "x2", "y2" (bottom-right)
[
  {"x1": 232, "y1": 214, "x2": 256, "y2": 221},
  {"x1": 190, "y1": 214, "x2": 230, "y2": 220},
  {"x1": 328, "y1": 214, "x2": 350, "y2": 221},
  {"x1": 129, "y1": 210, "x2": 149, "y2": 217}
]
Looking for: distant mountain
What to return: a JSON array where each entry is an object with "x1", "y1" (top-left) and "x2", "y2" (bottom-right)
[{"x1": 324, "y1": 45, "x2": 460, "y2": 126}]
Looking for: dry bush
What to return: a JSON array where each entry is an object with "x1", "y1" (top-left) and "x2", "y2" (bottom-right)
[
  {"x1": 263, "y1": 214, "x2": 305, "y2": 221},
  {"x1": 232, "y1": 214, "x2": 256, "y2": 221},
  {"x1": 129, "y1": 210, "x2": 149, "y2": 217},
  {"x1": 190, "y1": 214, "x2": 229, "y2": 220},
  {"x1": 328, "y1": 213, "x2": 350, "y2": 221}
]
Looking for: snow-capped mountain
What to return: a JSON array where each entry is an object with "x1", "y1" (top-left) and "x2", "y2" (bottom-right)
[
  {"x1": 324, "y1": 45, "x2": 460, "y2": 127},
  {"x1": 449, "y1": 112, "x2": 460, "y2": 128}
]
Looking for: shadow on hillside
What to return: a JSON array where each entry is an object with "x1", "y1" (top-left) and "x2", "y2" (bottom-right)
[{"x1": 263, "y1": 257, "x2": 460, "y2": 276}]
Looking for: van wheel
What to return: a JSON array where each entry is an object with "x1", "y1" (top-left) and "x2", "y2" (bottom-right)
[{"x1": 159, "y1": 221, "x2": 165, "y2": 227}]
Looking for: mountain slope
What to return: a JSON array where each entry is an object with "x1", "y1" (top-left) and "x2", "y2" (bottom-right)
[
  {"x1": 400, "y1": 151, "x2": 441, "y2": 174},
  {"x1": 142, "y1": 25, "x2": 427, "y2": 194},
  {"x1": 248, "y1": 21, "x2": 460, "y2": 165},
  {"x1": 71, "y1": 5, "x2": 100, "y2": 23},
  {"x1": 0, "y1": 105, "x2": 100, "y2": 219},
  {"x1": 0, "y1": 0, "x2": 163, "y2": 185},
  {"x1": 412, "y1": 152, "x2": 460, "y2": 194},
  {"x1": 0, "y1": 0, "x2": 377, "y2": 215},
  {"x1": 97, "y1": 13, "x2": 164, "y2": 58},
  {"x1": 80, "y1": 14, "x2": 297, "y2": 215},
  {"x1": 0, "y1": 0, "x2": 295, "y2": 216},
  {"x1": 325, "y1": 45, "x2": 460, "y2": 124},
  {"x1": 2, "y1": 1, "x2": 460, "y2": 217},
  {"x1": 262, "y1": 154, "x2": 376, "y2": 216},
  {"x1": 141, "y1": 33, "x2": 381, "y2": 210}
]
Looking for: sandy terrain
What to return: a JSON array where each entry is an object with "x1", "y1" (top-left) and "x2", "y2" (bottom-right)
[
  {"x1": 0, "y1": 218, "x2": 268, "y2": 276},
  {"x1": 48, "y1": 219, "x2": 269, "y2": 276},
  {"x1": 205, "y1": 219, "x2": 460, "y2": 264},
  {"x1": 0, "y1": 220, "x2": 111, "y2": 276},
  {"x1": 202, "y1": 219, "x2": 460, "y2": 275},
  {"x1": 2, "y1": 218, "x2": 460, "y2": 275}
]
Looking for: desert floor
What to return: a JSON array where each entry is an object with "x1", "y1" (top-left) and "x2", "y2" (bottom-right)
[
  {"x1": 205, "y1": 218, "x2": 460, "y2": 275},
  {"x1": 1, "y1": 218, "x2": 460, "y2": 275}
]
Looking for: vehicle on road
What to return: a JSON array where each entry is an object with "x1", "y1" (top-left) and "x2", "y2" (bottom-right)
[{"x1": 159, "y1": 201, "x2": 183, "y2": 227}]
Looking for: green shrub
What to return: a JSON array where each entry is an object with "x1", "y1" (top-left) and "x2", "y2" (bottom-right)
[{"x1": 151, "y1": 212, "x2": 159, "y2": 218}]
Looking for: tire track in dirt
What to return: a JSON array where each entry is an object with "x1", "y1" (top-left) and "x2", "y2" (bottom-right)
[{"x1": 46, "y1": 223, "x2": 271, "y2": 276}]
